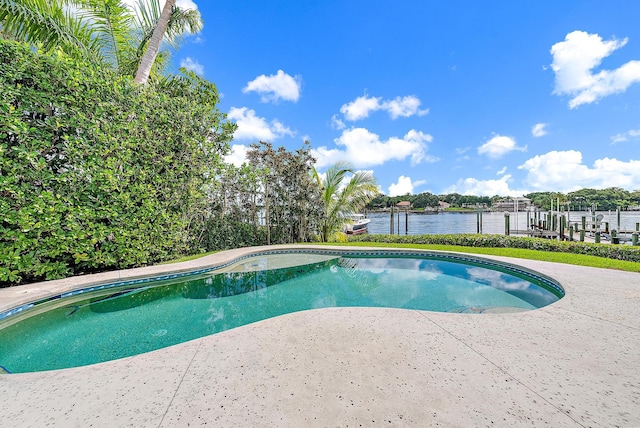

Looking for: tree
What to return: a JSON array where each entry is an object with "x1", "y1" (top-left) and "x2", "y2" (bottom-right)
[
  {"x1": 315, "y1": 162, "x2": 378, "y2": 242},
  {"x1": 412, "y1": 192, "x2": 440, "y2": 209},
  {"x1": 134, "y1": 0, "x2": 202, "y2": 84},
  {"x1": 245, "y1": 141, "x2": 323, "y2": 245},
  {"x1": 134, "y1": 0, "x2": 174, "y2": 84},
  {"x1": 0, "y1": 0, "x2": 202, "y2": 80}
]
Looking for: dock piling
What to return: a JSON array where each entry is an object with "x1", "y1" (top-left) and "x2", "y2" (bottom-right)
[
  {"x1": 389, "y1": 206, "x2": 394, "y2": 235},
  {"x1": 405, "y1": 209, "x2": 408, "y2": 235},
  {"x1": 504, "y1": 213, "x2": 510, "y2": 236}
]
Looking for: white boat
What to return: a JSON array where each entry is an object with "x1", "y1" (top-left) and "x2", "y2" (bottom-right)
[{"x1": 344, "y1": 214, "x2": 370, "y2": 235}]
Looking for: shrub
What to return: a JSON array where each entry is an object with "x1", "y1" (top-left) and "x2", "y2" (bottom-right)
[{"x1": 0, "y1": 40, "x2": 233, "y2": 285}]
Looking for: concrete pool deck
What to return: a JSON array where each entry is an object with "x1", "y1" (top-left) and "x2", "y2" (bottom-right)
[{"x1": 0, "y1": 245, "x2": 639, "y2": 427}]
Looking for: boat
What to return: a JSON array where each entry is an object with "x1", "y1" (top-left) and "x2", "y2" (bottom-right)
[{"x1": 344, "y1": 214, "x2": 370, "y2": 235}]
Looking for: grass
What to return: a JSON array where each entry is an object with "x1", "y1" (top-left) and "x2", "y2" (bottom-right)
[
  {"x1": 307, "y1": 241, "x2": 640, "y2": 273},
  {"x1": 160, "y1": 250, "x2": 219, "y2": 264}
]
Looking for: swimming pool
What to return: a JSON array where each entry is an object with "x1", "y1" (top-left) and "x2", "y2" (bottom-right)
[{"x1": 0, "y1": 249, "x2": 563, "y2": 373}]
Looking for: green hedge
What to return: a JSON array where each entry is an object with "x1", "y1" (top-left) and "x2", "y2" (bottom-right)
[
  {"x1": 348, "y1": 234, "x2": 640, "y2": 263},
  {"x1": 200, "y1": 217, "x2": 268, "y2": 252},
  {"x1": 0, "y1": 40, "x2": 233, "y2": 286}
]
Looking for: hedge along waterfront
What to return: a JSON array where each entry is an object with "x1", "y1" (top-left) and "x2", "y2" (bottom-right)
[
  {"x1": 348, "y1": 234, "x2": 640, "y2": 263},
  {"x1": 0, "y1": 40, "x2": 235, "y2": 286}
]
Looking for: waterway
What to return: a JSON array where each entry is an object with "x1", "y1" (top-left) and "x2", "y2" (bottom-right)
[{"x1": 366, "y1": 210, "x2": 640, "y2": 236}]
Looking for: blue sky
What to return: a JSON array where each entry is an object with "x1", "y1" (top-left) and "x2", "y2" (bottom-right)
[{"x1": 162, "y1": 0, "x2": 639, "y2": 196}]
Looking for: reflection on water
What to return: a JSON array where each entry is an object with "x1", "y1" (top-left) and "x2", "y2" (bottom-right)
[{"x1": 0, "y1": 254, "x2": 562, "y2": 373}]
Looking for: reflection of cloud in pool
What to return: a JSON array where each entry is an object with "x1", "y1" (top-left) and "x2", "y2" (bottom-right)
[
  {"x1": 347, "y1": 258, "x2": 442, "y2": 280},
  {"x1": 466, "y1": 267, "x2": 531, "y2": 291},
  {"x1": 464, "y1": 267, "x2": 556, "y2": 306},
  {"x1": 442, "y1": 280, "x2": 532, "y2": 309},
  {"x1": 365, "y1": 267, "x2": 441, "y2": 307},
  {"x1": 334, "y1": 258, "x2": 445, "y2": 307},
  {"x1": 367, "y1": 272, "x2": 421, "y2": 307},
  {"x1": 445, "y1": 283, "x2": 495, "y2": 308}
]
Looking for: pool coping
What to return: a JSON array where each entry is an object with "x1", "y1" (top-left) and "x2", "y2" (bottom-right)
[{"x1": 0, "y1": 244, "x2": 639, "y2": 427}]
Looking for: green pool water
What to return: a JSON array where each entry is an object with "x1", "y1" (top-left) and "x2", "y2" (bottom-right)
[{"x1": 0, "y1": 252, "x2": 563, "y2": 373}]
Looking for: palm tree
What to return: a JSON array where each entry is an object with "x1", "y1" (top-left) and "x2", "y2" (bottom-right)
[
  {"x1": 314, "y1": 161, "x2": 378, "y2": 242},
  {"x1": 0, "y1": 0, "x2": 202, "y2": 80},
  {"x1": 134, "y1": 0, "x2": 201, "y2": 83},
  {"x1": 133, "y1": 0, "x2": 173, "y2": 84}
]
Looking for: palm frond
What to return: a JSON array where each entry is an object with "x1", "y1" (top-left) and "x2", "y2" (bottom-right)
[
  {"x1": 317, "y1": 161, "x2": 377, "y2": 241},
  {"x1": 164, "y1": 6, "x2": 201, "y2": 47},
  {"x1": 134, "y1": 0, "x2": 201, "y2": 53},
  {"x1": 0, "y1": 0, "x2": 101, "y2": 62},
  {"x1": 69, "y1": 0, "x2": 135, "y2": 70}
]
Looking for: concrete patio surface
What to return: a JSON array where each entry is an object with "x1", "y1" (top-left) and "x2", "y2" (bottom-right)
[{"x1": 1, "y1": 245, "x2": 639, "y2": 427}]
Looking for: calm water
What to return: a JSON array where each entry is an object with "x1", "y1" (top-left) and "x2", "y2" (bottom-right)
[
  {"x1": 367, "y1": 211, "x2": 640, "y2": 235},
  {"x1": 0, "y1": 252, "x2": 562, "y2": 373}
]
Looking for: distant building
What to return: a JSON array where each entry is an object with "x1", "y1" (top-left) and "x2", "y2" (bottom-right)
[
  {"x1": 492, "y1": 197, "x2": 532, "y2": 212},
  {"x1": 438, "y1": 201, "x2": 450, "y2": 211},
  {"x1": 462, "y1": 203, "x2": 488, "y2": 209},
  {"x1": 396, "y1": 201, "x2": 411, "y2": 210}
]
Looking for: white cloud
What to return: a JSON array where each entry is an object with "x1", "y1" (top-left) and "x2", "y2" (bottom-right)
[
  {"x1": 339, "y1": 94, "x2": 428, "y2": 121},
  {"x1": 518, "y1": 150, "x2": 640, "y2": 191},
  {"x1": 311, "y1": 128, "x2": 437, "y2": 169},
  {"x1": 176, "y1": 0, "x2": 198, "y2": 9},
  {"x1": 180, "y1": 57, "x2": 204, "y2": 75},
  {"x1": 243, "y1": 70, "x2": 302, "y2": 103},
  {"x1": 122, "y1": 1, "x2": 199, "y2": 17},
  {"x1": 227, "y1": 107, "x2": 295, "y2": 141},
  {"x1": 610, "y1": 128, "x2": 640, "y2": 144},
  {"x1": 496, "y1": 166, "x2": 507, "y2": 175},
  {"x1": 445, "y1": 175, "x2": 526, "y2": 197},
  {"x1": 224, "y1": 144, "x2": 248, "y2": 166},
  {"x1": 330, "y1": 114, "x2": 346, "y2": 130},
  {"x1": 454, "y1": 146, "x2": 471, "y2": 161},
  {"x1": 340, "y1": 95, "x2": 382, "y2": 121},
  {"x1": 551, "y1": 30, "x2": 640, "y2": 108},
  {"x1": 383, "y1": 96, "x2": 429, "y2": 119},
  {"x1": 531, "y1": 123, "x2": 548, "y2": 137},
  {"x1": 477, "y1": 135, "x2": 526, "y2": 159},
  {"x1": 388, "y1": 176, "x2": 427, "y2": 196}
]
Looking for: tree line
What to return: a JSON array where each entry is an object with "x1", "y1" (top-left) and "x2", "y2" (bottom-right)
[
  {"x1": 368, "y1": 193, "x2": 493, "y2": 210},
  {"x1": 525, "y1": 189, "x2": 640, "y2": 211},
  {"x1": 367, "y1": 188, "x2": 640, "y2": 211}
]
